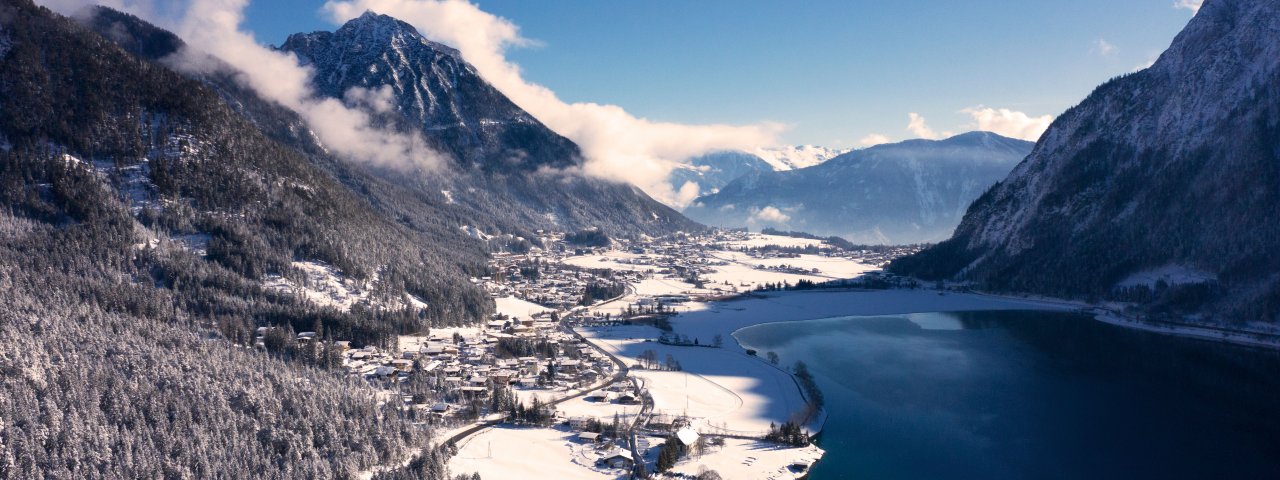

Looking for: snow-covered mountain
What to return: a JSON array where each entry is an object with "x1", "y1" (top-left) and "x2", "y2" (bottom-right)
[
  {"x1": 891, "y1": 0, "x2": 1280, "y2": 325},
  {"x1": 276, "y1": 12, "x2": 698, "y2": 235},
  {"x1": 684, "y1": 132, "x2": 1032, "y2": 244},
  {"x1": 280, "y1": 11, "x2": 575, "y2": 172},
  {"x1": 669, "y1": 150, "x2": 776, "y2": 197},
  {"x1": 753, "y1": 145, "x2": 849, "y2": 171},
  {"x1": 666, "y1": 145, "x2": 848, "y2": 203}
]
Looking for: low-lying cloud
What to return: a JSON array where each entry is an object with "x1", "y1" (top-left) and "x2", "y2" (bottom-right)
[
  {"x1": 962, "y1": 107, "x2": 1053, "y2": 142},
  {"x1": 900, "y1": 108, "x2": 1052, "y2": 143},
  {"x1": 907, "y1": 113, "x2": 951, "y2": 140},
  {"x1": 40, "y1": 0, "x2": 446, "y2": 171},
  {"x1": 859, "y1": 133, "x2": 891, "y2": 148},
  {"x1": 1174, "y1": 0, "x2": 1202, "y2": 13},
  {"x1": 748, "y1": 206, "x2": 791, "y2": 226},
  {"x1": 322, "y1": 0, "x2": 784, "y2": 207}
]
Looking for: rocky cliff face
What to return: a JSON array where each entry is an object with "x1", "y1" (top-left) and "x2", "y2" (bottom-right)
[
  {"x1": 280, "y1": 11, "x2": 577, "y2": 173},
  {"x1": 273, "y1": 11, "x2": 698, "y2": 236},
  {"x1": 891, "y1": 0, "x2": 1280, "y2": 324},
  {"x1": 685, "y1": 132, "x2": 1031, "y2": 244}
]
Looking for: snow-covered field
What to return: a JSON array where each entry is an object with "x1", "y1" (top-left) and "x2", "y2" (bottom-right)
[
  {"x1": 580, "y1": 325, "x2": 810, "y2": 436},
  {"x1": 720, "y1": 233, "x2": 826, "y2": 249},
  {"x1": 554, "y1": 393, "x2": 643, "y2": 423},
  {"x1": 449, "y1": 426, "x2": 627, "y2": 480},
  {"x1": 702, "y1": 250, "x2": 875, "y2": 291},
  {"x1": 494, "y1": 295, "x2": 550, "y2": 320},
  {"x1": 562, "y1": 251, "x2": 653, "y2": 272},
  {"x1": 667, "y1": 437, "x2": 822, "y2": 480}
]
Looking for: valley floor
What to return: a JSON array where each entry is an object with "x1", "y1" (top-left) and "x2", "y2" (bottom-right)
[{"x1": 448, "y1": 233, "x2": 1085, "y2": 479}]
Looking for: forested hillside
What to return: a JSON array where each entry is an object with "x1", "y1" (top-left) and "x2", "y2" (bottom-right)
[{"x1": 0, "y1": 0, "x2": 483, "y2": 476}]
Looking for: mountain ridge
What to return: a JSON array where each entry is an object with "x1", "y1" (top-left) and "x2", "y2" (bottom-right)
[
  {"x1": 684, "y1": 132, "x2": 1032, "y2": 244},
  {"x1": 274, "y1": 11, "x2": 700, "y2": 237},
  {"x1": 890, "y1": 0, "x2": 1280, "y2": 324}
]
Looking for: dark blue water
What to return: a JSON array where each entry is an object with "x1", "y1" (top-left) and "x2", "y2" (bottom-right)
[{"x1": 734, "y1": 311, "x2": 1280, "y2": 480}]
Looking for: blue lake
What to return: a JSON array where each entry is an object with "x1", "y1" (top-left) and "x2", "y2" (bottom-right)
[{"x1": 734, "y1": 311, "x2": 1280, "y2": 479}]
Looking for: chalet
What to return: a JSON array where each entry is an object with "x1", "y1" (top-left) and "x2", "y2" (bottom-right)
[
  {"x1": 490, "y1": 370, "x2": 515, "y2": 385},
  {"x1": 568, "y1": 417, "x2": 592, "y2": 431},
  {"x1": 676, "y1": 427, "x2": 699, "y2": 446},
  {"x1": 576, "y1": 432, "x2": 601, "y2": 444},
  {"x1": 558, "y1": 359, "x2": 582, "y2": 373},
  {"x1": 459, "y1": 386, "x2": 488, "y2": 398},
  {"x1": 421, "y1": 344, "x2": 446, "y2": 356},
  {"x1": 596, "y1": 450, "x2": 633, "y2": 470},
  {"x1": 649, "y1": 414, "x2": 676, "y2": 430},
  {"x1": 390, "y1": 359, "x2": 413, "y2": 372}
]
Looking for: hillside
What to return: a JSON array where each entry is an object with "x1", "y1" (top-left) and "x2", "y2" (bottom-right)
[
  {"x1": 684, "y1": 132, "x2": 1032, "y2": 244},
  {"x1": 890, "y1": 0, "x2": 1280, "y2": 325},
  {"x1": 0, "y1": 1, "x2": 480, "y2": 476}
]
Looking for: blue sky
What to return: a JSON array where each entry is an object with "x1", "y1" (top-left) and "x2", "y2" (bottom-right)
[{"x1": 244, "y1": 0, "x2": 1196, "y2": 148}]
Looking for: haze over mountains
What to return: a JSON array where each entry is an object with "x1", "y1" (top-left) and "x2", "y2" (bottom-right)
[
  {"x1": 684, "y1": 132, "x2": 1033, "y2": 244},
  {"x1": 892, "y1": 0, "x2": 1280, "y2": 325}
]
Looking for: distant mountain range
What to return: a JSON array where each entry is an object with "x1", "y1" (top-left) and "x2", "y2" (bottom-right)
[
  {"x1": 683, "y1": 132, "x2": 1033, "y2": 244},
  {"x1": 891, "y1": 0, "x2": 1280, "y2": 326},
  {"x1": 669, "y1": 145, "x2": 848, "y2": 197}
]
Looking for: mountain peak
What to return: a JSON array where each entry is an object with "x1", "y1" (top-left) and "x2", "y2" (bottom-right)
[
  {"x1": 278, "y1": 11, "x2": 582, "y2": 172},
  {"x1": 337, "y1": 10, "x2": 461, "y2": 58}
]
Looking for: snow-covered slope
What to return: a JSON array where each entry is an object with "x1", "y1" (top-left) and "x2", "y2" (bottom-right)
[
  {"x1": 684, "y1": 132, "x2": 1032, "y2": 244},
  {"x1": 891, "y1": 0, "x2": 1280, "y2": 324}
]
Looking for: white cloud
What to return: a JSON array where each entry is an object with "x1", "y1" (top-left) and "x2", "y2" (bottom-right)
[
  {"x1": 39, "y1": 0, "x2": 446, "y2": 171},
  {"x1": 961, "y1": 107, "x2": 1054, "y2": 142},
  {"x1": 673, "y1": 181, "x2": 702, "y2": 208},
  {"x1": 747, "y1": 206, "x2": 790, "y2": 225},
  {"x1": 858, "y1": 133, "x2": 891, "y2": 148},
  {"x1": 1173, "y1": 0, "x2": 1202, "y2": 13},
  {"x1": 1093, "y1": 38, "x2": 1117, "y2": 56},
  {"x1": 322, "y1": 0, "x2": 783, "y2": 207},
  {"x1": 906, "y1": 113, "x2": 952, "y2": 140}
]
